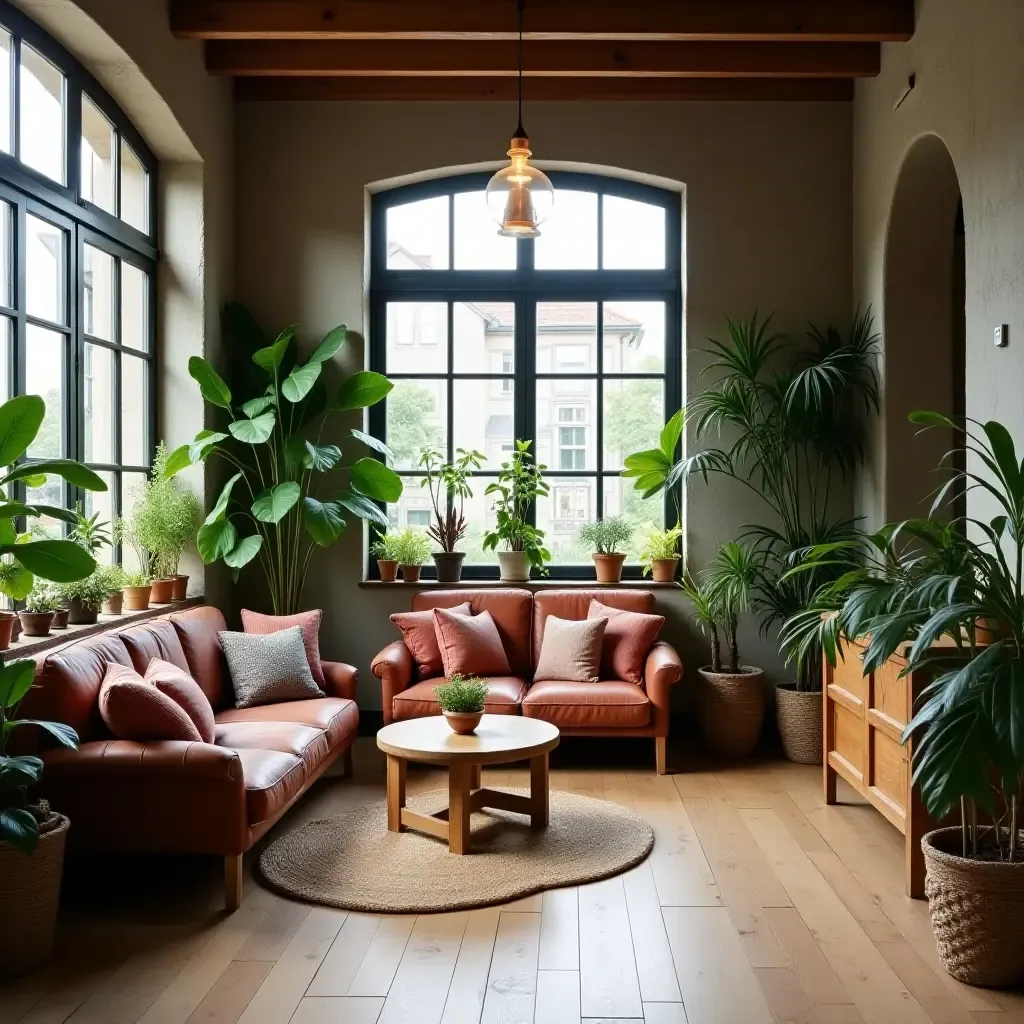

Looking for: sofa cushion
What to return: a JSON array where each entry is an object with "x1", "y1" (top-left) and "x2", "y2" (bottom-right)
[
  {"x1": 98, "y1": 663, "x2": 203, "y2": 742},
  {"x1": 234, "y1": 748, "x2": 306, "y2": 827},
  {"x1": 219, "y1": 627, "x2": 324, "y2": 708},
  {"x1": 392, "y1": 676, "x2": 526, "y2": 721},
  {"x1": 588, "y1": 600, "x2": 665, "y2": 685},
  {"x1": 242, "y1": 608, "x2": 325, "y2": 686},
  {"x1": 214, "y1": 720, "x2": 329, "y2": 775},
  {"x1": 119, "y1": 619, "x2": 191, "y2": 676},
  {"x1": 171, "y1": 606, "x2": 229, "y2": 710},
  {"x1": 534, "y1": 615, "x2": 606, "y2": 684},
  {"x1": 145, "y1": 658, "x2": 216, "y2": 743},
  {"x1": 522, "y1": 679, "x2": 651, "y2": 729},
  {"x1": 216, "y1": 697, "x2": 359, "y2": 749},
  {"x1": 433, "y1": 608, "x2": 511, "y2": 677},
  {"x1": 390, "y1": 602, "x2": 471, "y2": 679},
  {"x1": 533, "y1": 590, "x2": 655, "y2": 666}
]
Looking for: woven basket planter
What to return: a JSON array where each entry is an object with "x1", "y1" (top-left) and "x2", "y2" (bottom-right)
[
  {"x1": 0, "y1": 814, "x2": 69, "y2": 977},
  {"x1": 922, "y1": 826, "x2": 1024, "y2": 987},
  {"x1": 698, "y1": 666, "x2": 765, "y2": 758},
  {"x1": 776, "y1": 684, "x2": 823, "y2": 764}
]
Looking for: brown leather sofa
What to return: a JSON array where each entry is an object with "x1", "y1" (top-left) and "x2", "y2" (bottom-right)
[
  {"x1": 371, "y1": 589, "x2": 682, "y2": 773},
  {"x1": 19, "y1": 605, "x2": 359, "y2": 909}
]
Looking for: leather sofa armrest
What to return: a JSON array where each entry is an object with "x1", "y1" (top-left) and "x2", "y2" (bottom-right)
[
  {"x1": 371, "y1": 641, "x2": 414, "y2": 725},
  {"x1": 43, "y1": 740, "x2": 243, "y2": 781},
  {"x1": 322, "y1": 660, "x2": 358, "y2": 701},
  {"x1": 644, "y1": 641, "x2": 683, "y2": 736}
]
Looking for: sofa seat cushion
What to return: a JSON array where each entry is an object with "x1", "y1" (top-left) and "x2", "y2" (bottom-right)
[
  {"x1": 214, "y1": 721, "x2": 330, "y2": 775},
  {"x1": 392, "y1": 677, "x2": 526, "y2": 721},
  {"x1": 235, "y1": 748, "x2": 306, "y2": 827},
  {"x1": 215, "y1": 697, "x2": 358, "y2": 749},
  {"x1": 523, "y1": 680, "x2": 651, "y2": 729}
]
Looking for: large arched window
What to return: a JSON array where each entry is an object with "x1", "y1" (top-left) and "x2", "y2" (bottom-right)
[
  {"x1": 0, "y1": 0, "x2": 156, "y2": 564},
  {"x1": 369, "y1": 172, "x2": 682, "y2": 579}
]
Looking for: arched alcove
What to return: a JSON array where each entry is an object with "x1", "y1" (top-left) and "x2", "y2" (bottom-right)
[{"x1": 883, "y1": 134, "x2": 965, "y2": 523}]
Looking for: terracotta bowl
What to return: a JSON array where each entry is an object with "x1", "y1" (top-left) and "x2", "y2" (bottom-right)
[{"x1": 443, "y1": 710, "x2": 483, "y2": 735}]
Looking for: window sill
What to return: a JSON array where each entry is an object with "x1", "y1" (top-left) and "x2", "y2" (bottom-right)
[{"x1": 358, "y1": 579, "x2": 679, "y2": 589}]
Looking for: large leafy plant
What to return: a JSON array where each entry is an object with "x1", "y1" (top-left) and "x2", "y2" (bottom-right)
[
  {"x1": 482, "y1": 440, "x2": 550, "y2": 575},
  {"x1": 419, "y1": 446, "x2": 484, "y2": 553},
  {"x1": 166, "y1": 308, "x2": 402, "y2": 614}
]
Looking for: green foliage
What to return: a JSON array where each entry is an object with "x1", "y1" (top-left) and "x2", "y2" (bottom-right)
[
  {"x1": 420, "y1": 446, "x2": 485, "y2": 552},
  {"x1": 68, "y1": 504, "x2": 111, "y2": 556},
  {"x1": 483, "y1": 440, "x2": 551, "y2": 575},
  {"x1": 54, "y1": 570, "x2": 114, "y2": 611},
  {"x1": 386, "y1": 381, "x2": 443, "y2": 469},
  {"x1": 639, "y1": 526, "x2": 683, "y2": 572},
  {"x1": 371, "y1": 533, "x2": 407, "y2": 562},
  {"x1": 94, "y1": 563, "x2": 128, "y2": 595},
  {"x1": 388, "y1": 528, "x2": 431, "y2": 566},
  {"x1": 578, "y1": 516, "x2": 633, "y2": 555},
  {"x1": 121, "y1": 569, "x2": 152, "y2": 588},
  {"x1": 23, "y1": 585, "x2": 62, "y2": 613},
  {"x1": 165, "y1": 304, "x2": 403, "y2": 614},
  {"x1": 434, "y1": 674, "x2": 489, "y2": 714}
]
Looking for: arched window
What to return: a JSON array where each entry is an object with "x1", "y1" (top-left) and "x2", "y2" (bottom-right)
[
  {"x1": 369, "y1": 172, "x2": 682, "y2": 579},
  {"x1": 0, "y1": 0, "x2": 156, "y2": 563}
]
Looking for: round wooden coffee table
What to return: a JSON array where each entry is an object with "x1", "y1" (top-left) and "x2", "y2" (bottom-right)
[{"x1": 376, "y1": 715, "x2": 560, "y2": 855}]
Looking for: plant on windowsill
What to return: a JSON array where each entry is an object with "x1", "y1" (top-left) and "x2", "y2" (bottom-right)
[
  {"x1": 63, "y1": 506, "x2": 114, "y2": 624},
  {"x1": 96, "y1": 564, "x2": 128, "y2": 615},
  {"x1": 434, "y1": 673, "x2": 489, "y2": 734},
  {"x1": 144, "y1": 443, "x2": 202, "y2": 601},
  {"x1": 388, "y1": 528, "x2": 431, "y2": 583},
  {"x1": 483, "y1": 440, "x2": 550, "y2": 582},
  {"x1": 639, "y1": 525, "x2": 683, "y2": 583},
  {"x1": 19, "y1": 588, "x2": 61, "y2": 637},
  {"x1": 370, "y1": 534, "x2": 403, "y2": 582},
  {"x1": 119, "y1": 568, "x2": 153, "y2": 613},
  {"x1": 420, "y1": 445, "x2": 485, "y2": 583},
  {"x1": 578, "y1": 516, "x2": 634, "y2": 584}
]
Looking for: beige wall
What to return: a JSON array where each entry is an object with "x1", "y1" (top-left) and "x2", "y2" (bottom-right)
[
  {"x1": 234, "y1": 100, "x2": 853, "y2": 707},
  {"x1": 853, "y1": 0, "x2": 1024, "y2": 530}
]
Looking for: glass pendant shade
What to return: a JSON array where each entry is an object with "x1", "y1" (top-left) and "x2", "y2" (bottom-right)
[{"x1": 486, "y1": 134, "x2": 554, "y2": 238}]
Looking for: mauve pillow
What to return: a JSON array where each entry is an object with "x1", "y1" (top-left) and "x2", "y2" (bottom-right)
[
  {"x1": 98, "y1": 663, "x2": 202, "y2": 742},
  {"x1": 433, "y1": 607, "x2": 511, "y2": 678},
  {"x1": 391, "y1": 602, "x2": 472, "y2": 678},
  {"x1": 587, "y1": 600, "x2": 665, "y2": 684},
  {"x1": 534, "y1": 615, "x2": 607, "y2": 683},
  {"x1": 144, "y1": 658, "x2": 216, "y2": 743},
  {"x1": 241, "y1": 608, "x2": 325, "y2": 686}
]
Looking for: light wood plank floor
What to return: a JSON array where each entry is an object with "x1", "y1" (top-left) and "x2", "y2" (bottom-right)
[{"x1": 2, "y1": 738, "x2": 1021, "y2": 1024}]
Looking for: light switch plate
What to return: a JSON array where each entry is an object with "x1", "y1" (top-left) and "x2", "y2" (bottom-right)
[{"x1": 995, "y1": 324, "x2": 1009, "y2": 348}]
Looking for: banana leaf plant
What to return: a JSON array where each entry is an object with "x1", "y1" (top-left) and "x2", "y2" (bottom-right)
[{"x1": 165, "y1": 317, "x2": 402, "y2": 615}]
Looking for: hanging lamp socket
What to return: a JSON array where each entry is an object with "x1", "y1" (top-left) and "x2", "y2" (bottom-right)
[{"x1": 894, "y1": 73, "x2": 916, "y2": 110}]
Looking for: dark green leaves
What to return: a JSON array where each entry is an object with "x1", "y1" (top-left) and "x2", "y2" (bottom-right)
[
  {"x1": 188, "y1": 357, "x2": 232, "y2": 409},
  {"x1": 252, "y1": 327, "x2": 294, "y2": 373},
  {"x1": 197, "y1": 519, "x2": 237, "y2": 563},
  {"x1": 350, "y1": 458, "x2": 403, "y2": 502},
  {"x1": 241, "y1": 396, "x2": 274, "y2": 418},
  {"x1": 1, "y1": 807, "x2": 39, "y2": 854},
  {"x1": 309, "y1": 325, "x2": 346, "y2": 365},
  {"x1": 3, "y1": 540, "x2": 95, "y2": 582},
  {"x1": 0, "y1": 659, "x2": 36, "y2": 709},
  {"x1": 333, "y1": 371, "x2": 393, "y2": 411},
  {"x1": 229, "y1": 412, "x2": 275, "y2": 445},
  {"x1": 350, "y1": 429, "x2": 392, "y2": 460},
  {"x1": 304, "y1": 442, "x2": 341, "y2": 472},
  {"x1": 189, "y1": 430, "x2": 228, "y2": 463},
  {"x1": 252, "y1": 482, "x2": 301, "y2": 523},
  {"x1": 622, "y1": 409, "x2": 684, "y2": 499},
  {"x1": 281, "y1": 361, "x2": 321, "y2": 403},
  {"x1": 206, "y1": 473, "x2": 242, "y2": 525},
  {"x1": 303, "y1": 497, "x2": 346, "y2": 546},
  {"x1": 336, "y1": 491, "x2": 388, "y2": 529},
  {"x1": 164, "y1": 444, "x2": 192, "y2": 478},
  {"x1": 224, "y1": 534, "x2": 263, "y2": 569},
  {"x1": 3, "y1": 460, "x2": 108, "y2": 491},
  {"x1": 0, "y1": 395, "x2": 44, "y2": 466}
]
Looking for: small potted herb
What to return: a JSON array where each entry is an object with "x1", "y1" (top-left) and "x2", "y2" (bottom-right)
[
  {"x1": 97, "y1": 564, "x2": 127, "y2": 614},
  {"x1": 389, "y1": 529, "x2": 431, "y2": 583},
  {"x1": 420, "y1": 446, "x2": 485, "y2": 583},
  {"x1": 483, "y1": 441, "x2": 550, "y2": 582},
  {"x1": 19, "y1": 590, "x2": 62, "y2": 637},
  {"x1": 434, "y1": 673, "x2": 489, "y2": 734},
  {"x1": 579, "y1": 516, "x2": 633, "y2": 583},
  {"x1": 640, "y1": 525, "x2": 683, "y2": 583},
  {"x1": 56, "y1": 572, "x2": 112, "y2": 626},
  {"x1": 121, "y1": 570, "x2": 153, "y2": 611},
  {"x1": 370, "y1": 534, "x2": 402, "y2": 582}
]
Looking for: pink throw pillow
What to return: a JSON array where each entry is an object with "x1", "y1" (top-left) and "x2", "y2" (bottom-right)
[
  {"x1": 241, "y1": 609, "x2": 325, "y2": 686},
  {"x1": 433, "y1": 607, "x2": 511, "y2": 678},
  {"x1": 391, "y1": 602, "x2": 472, "y2": 678},
  {"x1": 98, "y1": 663, "x2": 202, "y2": 742},
  {"x1": 144, "y1": 658, "x2": 216, "y2": 743},
  {"x1": 587, "y1": 600, "x2": 665, "y2": 684}
]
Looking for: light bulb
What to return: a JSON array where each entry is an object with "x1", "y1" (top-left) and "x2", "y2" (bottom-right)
[{"x1": 486, "y1": 135, "x2": 554, "y2": 238}]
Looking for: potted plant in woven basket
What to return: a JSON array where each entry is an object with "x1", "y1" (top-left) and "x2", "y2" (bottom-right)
[
  {"x1": 419, "y1": 446, "x2": 485, "y2": 583},
  {"x1": 389, "y1": 528, "x2": 430, "y2": 583},
  {"x1": 483, "y1": 440, "x2": 550, "y2": 582},
  {"x1": 640, "y1": 525, "x2": 682, "y2": 584},
  {"x1": 434, "y1": 674, "x2": 489, "y2": 735},
  {"x1": 579, "y1": 516, "x2": 633, "y2": 584},
  {"x1": 683, "y1": 541, "x2": 765, "y2": 758}
]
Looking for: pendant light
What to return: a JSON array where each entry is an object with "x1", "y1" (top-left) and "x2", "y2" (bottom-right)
[{"x1": 485, "y1": 0, "x2": 554, "y2": 237}]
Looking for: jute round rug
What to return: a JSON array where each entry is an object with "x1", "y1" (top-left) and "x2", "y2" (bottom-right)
[{"x1": 259, "y1": 789, "x2": 654, "y2": 912}]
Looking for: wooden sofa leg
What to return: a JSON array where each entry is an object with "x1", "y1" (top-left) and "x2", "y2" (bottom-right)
[
  {"x1": 225, "y1": 854, "x2": 243, "y2": 912},
  {"x1": 655, "y1": 736, "x2": 668, "y2": 775},
  {"x1": 343, "y1": 747, "x2": 354, "y2": 778}
]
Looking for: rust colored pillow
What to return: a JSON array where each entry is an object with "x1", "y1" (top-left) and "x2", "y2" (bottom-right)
[
  {"x1": 144, "y1": 658, "x2": 216, "y2": 743},
  {"x1": 391, "y1": 602, "x2": 472, "y2": 679},
  {"x1": 98, "y1": 663, "x2": 202, "y2": 742},
  {"x1": 433, "y1": 607, "x2": 511, "y2": 678},
  {"x1": 241, "y1": 608, "x2": 324, "y2": 686},
  {"x1": 587, "y1": 600, "x2": 665, "y2": 684}
]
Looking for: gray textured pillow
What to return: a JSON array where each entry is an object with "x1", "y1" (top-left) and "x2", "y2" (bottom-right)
[{"x1": 218, "y1": 626, "x2": 325, "y2": 709}]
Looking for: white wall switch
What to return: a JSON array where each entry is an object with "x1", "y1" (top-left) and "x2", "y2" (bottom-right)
[{"x1": 995, "y1": 324, "x2": 1009, "y2": 348}]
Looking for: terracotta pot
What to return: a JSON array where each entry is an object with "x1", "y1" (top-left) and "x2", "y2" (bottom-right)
[
  {"x1": 18, "y1": 610, "x2": 54, "y2": 637},
  {"x1": 401, "y1": 564, "x2": 422, "y2": 583},
  {"x1": 377, "y1": 559, "x2": 399, "y2": 583},
  {"x1": 922, "y1": 827, "x2": 1024, "y2": 987},
  {"x1": 592, "y1": 552, "x2": 627, "y2": 584},
  {"x1": 775, "y1": 683, "x2": 823, "y2": 764},
  {"x1": 498, "y1": 550, "x2": 531, "y2": 582},
  {"x1": 443, "y1": 710, "x2": 483, "y2": 735},
  {"x1": 433, "y1": 551, "x2": 466, "y2": 584},
  {"x1": 650, "y1": 557, "x2": 679, "y2": 584},
  {"x1": 67, "y1": 599, "x2": 98, "y2": 626},
  {"x1": 0, "y1": 611, "x2": 14, "y2": 650},
  {"x1": 51, "y1": 608, "x2": 69, "y2": 630},
  {"x1": 122, "y1": 585, "x2": 151, "y2": 611},
  {"x1": 9, "y1": 613, "x2": 20, "y2": 642},
  {"x1": 0, "y1": 813, "x2": 69, "y2": 977},
  {"x1": 149, "y1": 578, "x2": 176, "y2": 604},
  {"x1": 171, "y1": 575, "x2": 189, "y2": 601},
  {"x1": 698, "y1": 666, "x2": 766, "y2": 758},
  {"x1": 102, "y1": 593, "x2": 124, "y2": 615}
]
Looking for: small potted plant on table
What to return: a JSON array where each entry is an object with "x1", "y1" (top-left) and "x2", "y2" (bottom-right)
[
  {"x1": 579, "y1": 516, "x2": 633, "y2": 583},
  {"x1": 371, "y1": 534, "x2": 402, "y2": 582},
  {"x1": 434, "y1": 674, "x2": 489, "y2": 734},
  {"x1": 420, "y1": 446, "x2": 485, "y2": 583},
  {"x1": 483, "y1": 440, "x2": 550, "y2": 582},
  {"x1": 390, "y1": 529, "x2": 431, "y2": 583},
  {"x1": 19, "y1": 590, "x2": 61, "y2": 637},
  {"x1": 640, "y1": 525, "x2": 683, "y2": 583}
]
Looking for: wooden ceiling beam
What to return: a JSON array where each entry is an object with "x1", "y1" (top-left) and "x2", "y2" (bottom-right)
[
  {"x1": 234, "y1": 76, "x2": 855, "y2": 102},
  {"x1": 208, "y1": 39, "x2": 879, "y2": 78},
  {"x1": 173, "y1": 1, "x2": 913, "y2": 43}
]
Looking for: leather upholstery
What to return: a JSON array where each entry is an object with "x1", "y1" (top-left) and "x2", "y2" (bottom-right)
[
  {"x1": 119, "y1": 619, "x2": 192, "y2": 675},
  {"x1": 171, "y1": 606, "x2": 229, "y2": 710},
  {"x1": 214, "y1": 720, "x2": 330, "y2": 774},
  {"x1": 322, "y1": 661, "x2": 358, "y2": 701},
  {"x1": 523, "y1": 679, "x2": 651, "y2": 728},
  {"x1": 216, "y1": 697, "x2": 358, "y2": 748},
  {"x1": 392, "y1": 676, "x2": 526, "y2": 721},
  {"x1": 371, "y1": 640, "x2": 415, "y2": 725},
  {"x1": 235, "y1": 748, "x2": 306, "y2": 827},
  {"x1": 533, "y1": 590, "x2": 655, "y2": 665},
  {"x1": 645, "y1": 642, "x2": 683, "y2": 736}
]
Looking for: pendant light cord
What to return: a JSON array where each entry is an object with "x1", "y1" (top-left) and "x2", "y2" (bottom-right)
[{"x1": 515, "y1": 0, "x2": 525, "y2": 137}]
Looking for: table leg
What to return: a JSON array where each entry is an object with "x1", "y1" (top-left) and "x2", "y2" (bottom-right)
[
  {"x1": 530, "y1": 753, "x2": 549, "y2": 829},
  {"x1": 387, "y1": 755, "x2": 407, "y2": 833},
  {"x1": 470, "y1": 763, "x2": 482, "y2": 790},
  {"x1": 449, "y1": 762, "x2": 472, "y2": 854}
]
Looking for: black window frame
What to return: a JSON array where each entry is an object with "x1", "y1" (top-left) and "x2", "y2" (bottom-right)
[
  {"x1": 0, "y1": 0, "x2": 157, "y2": 563},
  {"x1": 368, "y1": 170, "x2": 682, "y2": 581}
]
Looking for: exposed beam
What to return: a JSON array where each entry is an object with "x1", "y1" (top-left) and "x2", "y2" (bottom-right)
[
  {"x1": 208, "y1": 39, "x2": 879, "y2": 78},
  {"x1": 173, "y1": 1, "x2": 914, "y2": 43},
  {"x1": 234, "y1": 76, "x2": 854, "y2": 102}
]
